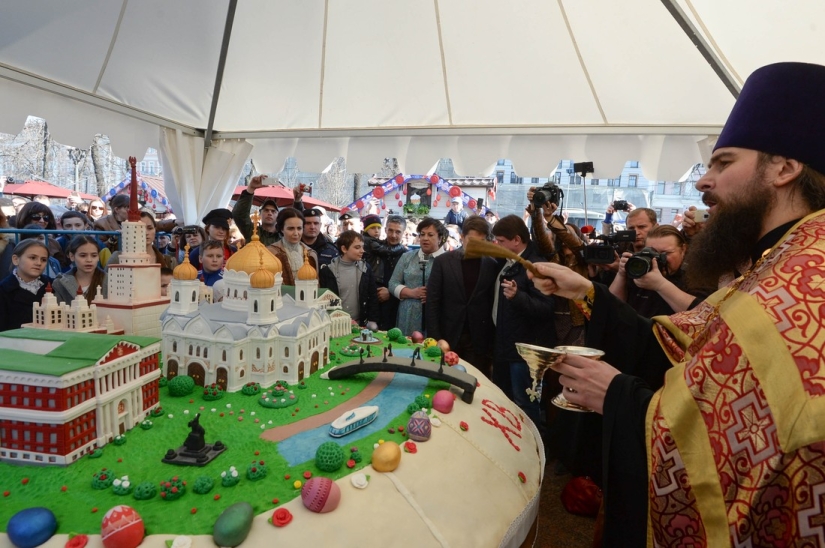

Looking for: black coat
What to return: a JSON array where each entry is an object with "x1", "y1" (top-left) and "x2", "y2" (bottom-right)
[
  {"x1": 494, "y1": 243, "x2": 557, "y2": 362},
  {"x1": 319, "y1": 259, "x2": 380, "y2": 325},
  {"x1": 425, "y1": 249, "x2": 498, "y2": 353},
  {"x1": 0, "y1": 273, "x2": 50, "y2": 332}
]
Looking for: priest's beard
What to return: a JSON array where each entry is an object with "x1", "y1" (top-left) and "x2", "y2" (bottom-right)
[{"x1": 685, "y1": 171, "x2": 773, "y2": 291}]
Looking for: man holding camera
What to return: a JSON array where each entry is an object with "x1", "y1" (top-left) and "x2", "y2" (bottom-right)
[
  {"x1": 608, "y1": 224, "x2": 709, "y2": 317},
  {"x1": 232, "y1": 174, "x2": 305, "y2": 246},
  {"x1": 530, "y1": 62, "x2": 825, "y2": 547}
]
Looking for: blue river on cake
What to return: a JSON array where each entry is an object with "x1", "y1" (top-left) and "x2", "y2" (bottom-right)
[{"x1": 276, "y1": 349, "x2": 429, "y2": 466}]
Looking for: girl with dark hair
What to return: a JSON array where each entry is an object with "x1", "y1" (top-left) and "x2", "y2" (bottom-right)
[
  {"x1": 388, "y1": 216, "x2": 448, "y2": 335},
  {"x1": 16, "y1": 201, "x2": 67, "y2": 268},
  {"x1": 319, "y1": 230, "x2": 379, "y2": 327},
  {"x1": 266, "y1": 208, "x2": 318, "y2": 286},
  {"x1": 52, "y1": 235, "x2": 107, "y2": 305},
  {"x1": 0, "y1": 240, "x2": 51, "y2": 331},
  {"x1": 175, "y1": 225, "x2": 206, "y2": 264}
]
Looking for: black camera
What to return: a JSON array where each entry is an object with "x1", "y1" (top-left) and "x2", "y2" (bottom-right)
[
  {"x1": 625, "y1": 247, "x2": 668, "y2": 279},
  {"x1": 173, "y1": 226, "x2": 200, "y2": 236},
  {"x1": 612, "y1": 200, "x2": 629, "y2": 212},
  {"x1": 532, "y1": 183, "x2": 563, "y2": 208},
  {"x1": 583, "y1": 230, "x2": 636, "y2": 264}
]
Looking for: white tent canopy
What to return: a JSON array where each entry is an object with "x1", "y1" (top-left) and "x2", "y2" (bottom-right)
[{"x1": 2, "y1": 0, "x2": 824, "y2": 215}]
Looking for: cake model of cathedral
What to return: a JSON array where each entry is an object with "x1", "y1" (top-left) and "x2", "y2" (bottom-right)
[
  {"x1": 25, "y1": 285, "x2": 120, "y2": 334},
  {"x1": 92, "y1": 157, "x2": 169, "y2": 338},
  {"x1": 160, "y1": 220, "x2": 350, "y2": 392}
]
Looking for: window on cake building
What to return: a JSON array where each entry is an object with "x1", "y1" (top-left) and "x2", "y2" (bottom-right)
[
  {"x1": 256, "y1": 348, "x2": 260, "y2": 359},
  {"x1": 254, "y1": 300, "x2": 258, "y2": 313},
  {"x1": 173, "y1": 341, "x2": 177, "y2": 352},
  {"x1": 239, "y1": 369, "x2": 245, "y2": 378},
  {"x1": 189, "y1": 345, "x2": 193, "y2": 355},
  {"x1": 285, "y1": 347, "x2": 289, "y2": 358},
  {"x1": 204, "y1": 348, "x2": 208, "y2": 358},
  {"x1": 196, "y1": 347, "x2": 200, "y2": 357},
  {"x1": 192, "y1": 290, "x2": 197, "y2": 302},
  {"x1": 270, "y1": 300, "x2": 274, "y2": 312},
  {"x1": 222, "y1": 350, "x2": 227, "y2": 361},
  {"x1": 269, "y1": 347, "x2": 272, "y2": 357},
  {"x1": 283, "y1": 366, "x2": 288, "y2": 374},
  {"x1": 175, "y1": 292, "x2": 180, "y2": 302},
  {"x1": 240, "y1": 350, "x2": 244, "y2": 360},
  {"x1": 243, "y1": 290, "x2": 248, "y2": 299}
]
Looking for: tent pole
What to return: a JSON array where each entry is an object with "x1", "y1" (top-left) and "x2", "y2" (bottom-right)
[
  {"x1": 659, "y1": 0, "x2": 740, "y2": 99},
  {"x1": 204, "y1": 0, "x2": 238, "y2": 150}
]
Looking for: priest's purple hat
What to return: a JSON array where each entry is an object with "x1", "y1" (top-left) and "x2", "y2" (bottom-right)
[{"x1": 714, "y1": 62, "x2": 825, "y2": 175}]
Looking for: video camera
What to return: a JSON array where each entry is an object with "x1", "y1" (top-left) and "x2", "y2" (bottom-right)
[
  {"x1": 172, "y1": 226, "x2": 200, "y2": 236},
  {"x1": 625, "y1": 247, "x2": 668, "y2": 279},
  {"x1": 531, "y1": 182, "x2": 563, "y2": 208},
  {"x1": 583, "y1": 230, "x2": 636, "y2": 264}
]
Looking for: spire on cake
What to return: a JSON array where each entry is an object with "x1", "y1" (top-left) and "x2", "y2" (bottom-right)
[{"x1": 128, "y1": 156, "x2": 140, "y2": 222}]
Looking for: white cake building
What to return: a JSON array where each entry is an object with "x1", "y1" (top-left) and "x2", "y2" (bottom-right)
[
  {"x1": 25, "y1": 286, "x2": 119, "y2": 334},
  {"x1": 160, "y1": 230, "x2": 348, "y2": 392}
]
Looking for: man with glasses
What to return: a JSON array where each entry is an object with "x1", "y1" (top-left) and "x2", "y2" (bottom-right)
[
  {"x1": 301, "y1": 208, "x2": 338, "y2": 268},
  {"x1": 232, "y1": 174, "x2": 304, "y2": 246}
]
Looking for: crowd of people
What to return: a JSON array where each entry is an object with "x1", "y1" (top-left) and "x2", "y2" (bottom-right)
[{"x1": 1, "y1": 60, "x2": 825, "y2": 546}]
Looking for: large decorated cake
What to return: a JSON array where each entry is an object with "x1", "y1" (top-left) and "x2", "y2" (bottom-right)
[{"x1": 0, "y1": 160, "x2": 543, "y2": 548}]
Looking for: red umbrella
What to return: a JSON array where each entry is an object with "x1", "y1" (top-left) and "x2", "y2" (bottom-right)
[
  {"x1": 5, "y1": 180, "x2": 97, "y2": 200},
  {"x1": 232, "y1": 186, "x2": 341, "y2": 212}
]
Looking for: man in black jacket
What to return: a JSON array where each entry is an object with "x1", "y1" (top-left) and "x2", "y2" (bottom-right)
[
  {"x1": 232, "y1": 175, "x2": 305, "y2": 246},
  {"x1": 426, "y1": 216, "x2": 498, "y2": 379},
  {"x1": 491, "y1": 215, "x2": 556, "y2": 428},
  {"x1": 302, "y1": 208, "x2": 338, "y2": 267},
  {"x1": 372, "y1": 215, "x2": 408, "y2": 330}
]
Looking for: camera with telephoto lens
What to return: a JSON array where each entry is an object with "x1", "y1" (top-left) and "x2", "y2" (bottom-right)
[
  {"x1": 612, "y1": 200, "x2": 630, "y2": 211},
  {"x1": 625, "y1": 247, "x2": 668, "y2": 279},
  {"x1": 583, "y1": 230, "x2": 636, "y2": 264},
  {"x1": 173, "y1": 226, "x2": 200, "y2": 236},
  {"x1": 532, "y1": 183, "x2": 563, "y2": 208}
]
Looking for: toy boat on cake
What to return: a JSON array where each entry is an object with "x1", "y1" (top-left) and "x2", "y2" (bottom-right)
[{"x1": 329, "y1": 405, "x2": 379, "y2": 437}]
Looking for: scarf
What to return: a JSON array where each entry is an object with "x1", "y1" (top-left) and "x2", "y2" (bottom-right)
[
  {"x1": 14, "y1": 268, "x2": 44, "y2": 295},
  {"x1": 282, "y1": 240, "x2": 305, "y2": 273}
]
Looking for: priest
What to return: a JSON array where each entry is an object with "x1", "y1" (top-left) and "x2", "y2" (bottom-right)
[{"x1": 531, "y1": 62, "x2": 825, "y2": 546}]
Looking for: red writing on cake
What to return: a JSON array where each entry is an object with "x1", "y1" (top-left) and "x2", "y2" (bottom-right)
[{"x1": 480, "y1": 399, "x2": 522, "y2": 451}]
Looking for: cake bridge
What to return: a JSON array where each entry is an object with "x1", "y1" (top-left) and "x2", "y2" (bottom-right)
[{"x1": 326, "y1": 347, "x2": 477, "y2": 403}]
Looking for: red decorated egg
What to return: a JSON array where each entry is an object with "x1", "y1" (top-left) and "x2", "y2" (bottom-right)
[
  {"x1": 432, "y1": 390, "x2": 455, "y2": 414},
  {"x1": 444, "y1": 351, "x2": 460, "y2": 365},
  {"x1": 426, "y1": 188, "x2": 432, "y2": 196},
  {"x1": 398, "y1": 200, "x2": 404, "y2": 207},
  {"x1": 101, "y1": 505, "x2": 144, "y2": 548},
  {"x1": 301, "y1": 477, "x2": 341, "y2": 513},
  {"x1": 395, "y1": 192, "x2": 400, "y2": 199}
]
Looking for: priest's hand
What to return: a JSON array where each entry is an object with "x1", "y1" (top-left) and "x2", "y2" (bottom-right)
[
  {"x1": 528, "y1": 262, "x2": 593, "y2": 300},
  {"x1": 553, "y1": 353, "x2": 621, "y2": 415}
]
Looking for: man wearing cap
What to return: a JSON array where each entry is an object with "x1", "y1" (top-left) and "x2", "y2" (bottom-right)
[
  {"x1": 232, "y1": 174, "x2": 304, "y2": 246},
  {"x1": 339, "y1": 211, "x2": 361, "y2": 233},
  {"x1": 444, "y1": 196, "x2": 470, "y2": 228},
  {"x1": 530, "y1": 62, "x2": 825, "y2": 546},
  {"x1": 301, "y1": 208, "x2": 338, "y2": 268}
]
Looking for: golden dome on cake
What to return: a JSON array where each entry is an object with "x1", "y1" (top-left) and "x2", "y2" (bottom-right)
[
  {"x1": 225, "y1": 239, "x2": 282, "y2": 275},
  {"x1": 297, "y1": 250, "x2": 317, "y2": 281},
  {"x1": 173, "y1": 248, "x2": 198, "y2": 280},
  {"x1": 250, "y1": 266, "x2": 275, "y2": 288}
]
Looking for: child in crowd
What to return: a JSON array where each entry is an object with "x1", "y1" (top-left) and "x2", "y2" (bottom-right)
[
  {"x1": 189, "y1": 209, "x2": 236, "y2": 269},
  {"x1": 52, "y1": 235, "x2": 107, "y2": 305},
  {"x1": 197, "y1": 240, "x2": 225, "y2": 287},
  {"x1": 360, "y1": 213, "x2": 407, "y2": 283},
  {"x1": 319, "y1": 230, "x2": 379, "y2": 328},
  {"x1": 0, "y1": 240, "x2": 51, "y2": 331},
  {"x1": 22, "y1": 224, "x2": 62, "y2": 278}
]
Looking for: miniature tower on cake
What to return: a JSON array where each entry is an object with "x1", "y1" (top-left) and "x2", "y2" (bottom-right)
[
  {"x1": 246, "y1": 250, "x2": 279, "y2": 325},
  {"x1": 294, "y1": 249, "x2": 318, "y2": 308},
  {"x1": 168, "y1": 247, "x2": 201, "y2": 316},
  {"x1": 94, "y1": 157, "x2": 170, "y2": 337}
]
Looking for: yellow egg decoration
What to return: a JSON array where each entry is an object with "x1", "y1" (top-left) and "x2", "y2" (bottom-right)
[{"x1": 422, "y1": 338, "x2": 437, "y2": 349}]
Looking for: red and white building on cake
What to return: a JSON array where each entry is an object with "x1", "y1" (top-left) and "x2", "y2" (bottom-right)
[{"x1": 0, "y1": 329, "x2": 161, "y2": 465}]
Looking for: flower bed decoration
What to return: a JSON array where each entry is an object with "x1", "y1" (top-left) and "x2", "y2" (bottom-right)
[
  {"x1": 140, "y1": 419, "x2": 153, "y2": 430},
  {"x1": 91, "y1": 469, "x2": 115, "y2": 490},
  {"x1": 150, "y1": 406, "x2": 165, "y2": 418},
  {"x1": 160, "y1": 475, "x2": 186, "y2": 501},
  {"x1": 202, "y1": 383, "x2": 225, "y2": 401},
  {"x1": 241, "y1": 382, "x2": 261, "y2": 396},
  {"x1": 192, "y1": 476, "x2": 214, "y2": 495},
  {"x1": 220, "y1": 466, "x2": 240, "y2": 487},
  {"x1": 112, "y1": 475, "x2": 133, "y2": 495},
  {"x1": 133, "y1": 481, "x2": 157, "y2": 500},
  {"x1": 113, "y1": 434, "x2": 127, "y2": 446},
  {"x1": 246, "y1": 460, "x2": 268, "y2": 481},
  {"x1": 258, "y1": 385, "x2": 297, "y2": 409},
  {"x1": 315, "y1": 442, "x2": 346, "y2": 472}
]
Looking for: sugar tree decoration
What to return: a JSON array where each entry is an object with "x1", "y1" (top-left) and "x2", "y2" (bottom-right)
[
  {"x1": 168, "y1": 375, "x2": 195, "y2": 397},
  {"x1": 133, "y1": 481, "x2": 157, "y2": 500},
  {"x1": 193, "y1": 476, "x2": 215, "y2": 494},
  {"x1": 315, "y1": 442, "x2": 346, "y2": 472},
  {"x1": 92, "y1": 468, "x2": 115, "y2": 489},
  {"x1": 160, "y1": 476, "x2": 186, "y2": 501}
]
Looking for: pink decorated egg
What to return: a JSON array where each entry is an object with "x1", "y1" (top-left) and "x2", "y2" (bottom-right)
[
  {"x1": 444, "y1": 351, "x2": 460, "y2": 365},
  {"x1": 432, "y1": 390, "x2": 455, "y2": 413},
  {"x1": 410, "y1": 331, "x2": 424, "y2": 344},
  {"x1": 407, "y1": 410, "x2": 432, "y2": 441},
  {"x1": 301, "y1": 477, "x2": 341, "y2": 513},
  {"x1": 101, "y1": 505, "x2": 145, "y2": 548}
]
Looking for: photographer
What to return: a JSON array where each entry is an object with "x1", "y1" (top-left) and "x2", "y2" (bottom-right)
[
  {"x1": 526, "y1": 184, "x2": 586, "y2": 275},
  {"x1": 608, "y1": 225, "x2": 708, "y2": 317},
  {"x1": 232, "y1": 174, "x2": 305, "y2": 246}
]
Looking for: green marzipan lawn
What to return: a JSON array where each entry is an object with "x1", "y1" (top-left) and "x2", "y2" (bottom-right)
[{"x1": 0, "y1": 333, "x2": 447, "y2": 535}]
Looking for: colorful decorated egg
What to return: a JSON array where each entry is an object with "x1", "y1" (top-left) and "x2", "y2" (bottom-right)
[
  {"x1": 301, "y1": 477, "x2": 341, "y2": 513},
  {"x1": 453, "y1": 364, "x2": 467, "y2": 373},
  {"x1": 407, "y1": 410, "x2": 432, "y2": 442},
  {"x1": 372, "y1": 441, "x2": 402, "y2": 472},
  {"x1": 432, "y1": 390, "x2": 455, "y2": 414},
  {"x1": 444, "y1": 351, "x2": 460, "y2": 365},
  {"x1": 422, "y1": 338, "x2": 437, "y2": 348},
  {"x1": 410, "y1": 331, "x2": 424, "y2": 344},
  {"x1": 213, "y1": 502, "x2": 254, "y2": 547},
  {"x1": 7, "y1": 507, "x2": 58, "y2": 548},
  {"x1": 101, "y1": 505, "x2": 144, "y2": 548}
]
